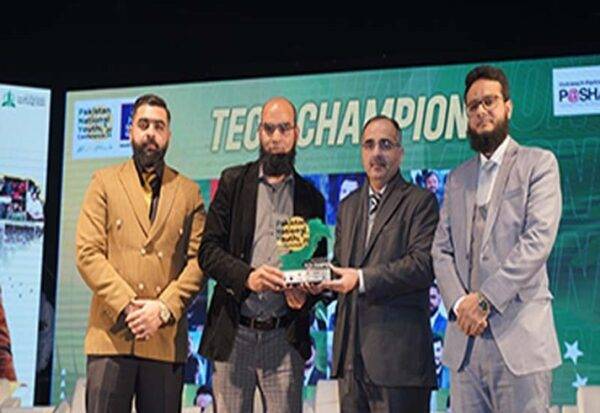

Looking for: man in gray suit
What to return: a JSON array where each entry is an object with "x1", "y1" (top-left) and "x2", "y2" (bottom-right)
[
  {"x1": 432, "y1": 65, "x2": 562, "y2": 413},
  {"x1": 318, "y1": 115, "x2": 439, "y2": 412}
]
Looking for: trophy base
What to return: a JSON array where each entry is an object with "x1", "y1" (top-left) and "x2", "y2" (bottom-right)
[{"x1": 283, "y1": 261, "x2": 331, "y2": 286}]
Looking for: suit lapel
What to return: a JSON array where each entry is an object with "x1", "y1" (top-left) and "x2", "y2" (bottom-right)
[
  {"x1": 347, "y1": 184, "x2": 368, "y2": 267},
  {"x1": 361, "y1": 174, "x2": 406, "y2": 265},
  {"x1": 146, "y1": 166, "x2": 180, "y2": 244},
  {"x1": 481, "y1": 140, "x2": 519, "y2": 247},
  {"x1": 463, "y1": 157, "x2": 478, "y2": 256},
  {"x1": 240, "y1": 162, "x2": 259, "y2": 255},
  {"x1": 118, "y1": 159, "x2": 150, "y2": 237},
  {"x1": 293, "y1": 172, "x2": 310, "y2": 218}
]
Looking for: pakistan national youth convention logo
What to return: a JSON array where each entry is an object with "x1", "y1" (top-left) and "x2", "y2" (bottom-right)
[{"x1": 1, "y1": 90, "x2": 16, "y2": 108}]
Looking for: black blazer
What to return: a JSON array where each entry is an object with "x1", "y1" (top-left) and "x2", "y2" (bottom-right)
[
  {"x1": 198, "y1": 160, "x2": 326, "y2": 361},
  {"x1": 332, "y1": 173, "x2": 439, "y2": 387}
]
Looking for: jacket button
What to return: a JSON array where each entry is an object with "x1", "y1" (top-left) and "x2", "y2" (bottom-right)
[
  {"x1": 179, "y1": 228, "x2": 184, "y2": 235},
  {"x1": 155, "y1": 286, "x2": 161, "y2": 293},
  {"x1": 116, "y1": 219, "x2": 122, "y2": 228},
  {"x1": 138, "y1": 283, "x2": 145, "y2": 290},
  {"x1": 157, "y1": 251, "x2": 164, "y2": 259},
  {"x1": 140, "y1": 247, "x2": 146, "y2": 256}
]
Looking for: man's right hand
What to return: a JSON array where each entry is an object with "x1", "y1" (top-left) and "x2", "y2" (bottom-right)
[
  {"x1": 123, "y1": 302, "x2": 141, "y2": 316},
  {"x1": 246, "y1": 265, "x2": 286, "y2": 293}
]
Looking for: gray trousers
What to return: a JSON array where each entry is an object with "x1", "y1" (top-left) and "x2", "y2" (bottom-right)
[
  {"x1": 86, "y1": 355, "x2": 183, "y2": 413},
  {"x1": 451, "y1": 329, "x2": 552, "y2": 413},
  {"x1": 212, "y1": 325, "x2": 304, "y2": 413}
]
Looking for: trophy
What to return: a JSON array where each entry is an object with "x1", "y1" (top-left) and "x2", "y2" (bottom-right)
[{"x1": 276, "y1": 216, "x2": 332, "y2": 286}]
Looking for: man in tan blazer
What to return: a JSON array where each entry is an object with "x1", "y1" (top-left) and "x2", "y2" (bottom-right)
[
  {"x1": 76, "y1": 94, "x2": 205, "y2": 413},
  {"x1": 0, "y1": 287, "x2": 17, "y2": 381}
]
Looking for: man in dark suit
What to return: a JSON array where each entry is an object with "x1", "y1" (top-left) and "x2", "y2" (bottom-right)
[
  {"x1": 320, "y1": 115, "x2": 439, "y2": 412},
  {"x1": 198, "y1": 97, "x2": 326, "y2": 413}
]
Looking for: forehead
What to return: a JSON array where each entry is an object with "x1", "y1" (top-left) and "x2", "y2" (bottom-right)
[
  {"x1": 261, "y1": 101, "x2": 294, "y2": 123},
  {"x1": 133, "y1": 104, "x2": 169, "y2": 123},
  {"x1": 466, "y1": 79, "x2": 503, "y2": 101},
  {"x1": 362, "y1": 119, "x2": 398, "y2": 141}
]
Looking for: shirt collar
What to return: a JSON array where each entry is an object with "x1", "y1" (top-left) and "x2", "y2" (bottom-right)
[
  {"x1": 133, "y1": 157, "x2": 164, "y2": 187},
  {"x1": 369, "y1": 184, "x2": 387, "y2": 197},
  {"x1": 479, "y1": 135, "x2": 512, "y2": 168}
]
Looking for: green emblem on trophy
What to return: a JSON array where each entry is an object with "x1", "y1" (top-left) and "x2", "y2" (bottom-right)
[{"x1": 277, "y1": 216, "x2": 332, "y2": 286}]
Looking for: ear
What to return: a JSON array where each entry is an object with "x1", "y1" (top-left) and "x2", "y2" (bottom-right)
[
  {"x1": 506, "y1": 99, "x2": 513, "y2": 120},
  {"x1": 293, "y1": 125, "x2": 300, "y2": 144}
]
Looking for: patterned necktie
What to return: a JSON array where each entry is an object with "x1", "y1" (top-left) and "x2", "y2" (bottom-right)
[
  {"x1": 144, "y1": 171, "x2": 160, "y2": 221},
  {"x1": 369, "y1": 192, "x2": 382, "y2": 216},
  {"x1": 476, "y1": 160, "x2": 497, "y2": 206}
]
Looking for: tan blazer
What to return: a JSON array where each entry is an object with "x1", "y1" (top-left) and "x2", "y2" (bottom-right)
[{"x1": 76, "y1": 159, "x2": 205, "y2": 363}]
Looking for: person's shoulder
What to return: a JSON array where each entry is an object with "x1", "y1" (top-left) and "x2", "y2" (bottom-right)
[
  {"x1": 220, "y1": 161, "x2": 257, "y2": 183},
  {"x1": 295, "y1": 173, "x2": 323, "y2": 199},
  {"x1": 402, "y1": 180, "x2": 437, "y2": 205},
  {"x1": 91, "y1": 160, "x2": 129, "y2": 180},
  {"x1": 451, "y1": 155, "x2": 478, "y2": 178},
  {"x1": 339, "y1": 185, "x2": 362, "y2": 209},
  {"x1": 516, "y1": 143, "x2": 557, "y2": 163}
]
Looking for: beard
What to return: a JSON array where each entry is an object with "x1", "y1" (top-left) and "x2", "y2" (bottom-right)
[
  {"x1": 467, "y1": 116, "x2": 509, "y2": 155},
  {"x1": 132, "y1": 139, "x2": 167, "y2": 171},
  {"x1": 259, "y1": 145, "x2": 296, "y2": 177}
]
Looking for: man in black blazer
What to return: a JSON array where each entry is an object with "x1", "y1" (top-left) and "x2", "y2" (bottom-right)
[
  {"x1": 320, "y1": 115, "x2": 439, "y2": 412},
  {"x1": 198, "y1": 97, "x2": 326, "y2": 413}
]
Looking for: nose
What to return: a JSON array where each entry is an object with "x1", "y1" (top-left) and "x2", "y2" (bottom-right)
[
  {"x1": 271, "y1": 128, "x2": 284, "y2": 141},
  {"x1": 371, "y1": 142, "x2": 383, "y2": 156},
  {"x1": 474, "y1": 102, "x2": 488, "y2": 117},
  {"x1": 144, "y1": 125, "x2": 157, "y2": 140}
]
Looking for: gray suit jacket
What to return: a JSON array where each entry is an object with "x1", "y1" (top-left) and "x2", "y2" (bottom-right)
[
  {"x1": 432, "y1": 138, "x2": 562, "y2": 375},
  {"x1": 332, "y1": 173, "x2": 439, "y2": 387}
]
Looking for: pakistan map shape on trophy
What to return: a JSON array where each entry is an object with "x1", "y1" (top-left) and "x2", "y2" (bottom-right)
[{"x1": 281, "y1": 217, "x2": 331, "y2": 271}]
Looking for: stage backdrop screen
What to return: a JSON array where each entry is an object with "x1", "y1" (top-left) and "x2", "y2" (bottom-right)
[
  {"x1": 53, "y1": 54, "x2": 600, "y2": 410},
  {"x1": 0, "y1": 84, "x2": 51, "y2": 405}
]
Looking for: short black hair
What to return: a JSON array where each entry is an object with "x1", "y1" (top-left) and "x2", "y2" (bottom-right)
[
  {"x1": 362, "y1": 115, "x2": 402, "y2": 143},
  {"x1": 464, "y1": 65, "x2": 510, "y2": 102},
  {"x1": 423, "y1": 169, "x2": 439, "y2": 181},
  {"x1": 132, "y1": 93, "x2": 171, "y2": 122}
]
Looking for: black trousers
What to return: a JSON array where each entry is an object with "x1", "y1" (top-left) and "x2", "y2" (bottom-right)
[
  {"x1": 338, "y1": 357, "x2": 431, "y2": 413},
  {"x1": 86, "y1": 355, "x2": 184, "y2": 413}
]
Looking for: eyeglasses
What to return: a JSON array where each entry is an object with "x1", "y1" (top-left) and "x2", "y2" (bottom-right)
[
  {"x1": 259, "y1": 122, "x2": 295, "y2": 136},
  {"x1": 466, "y1": 94, "x2": 506, "y2": 115},
  {"x1": 361, "y1": 138, "x2": 401, "y2": 152}
]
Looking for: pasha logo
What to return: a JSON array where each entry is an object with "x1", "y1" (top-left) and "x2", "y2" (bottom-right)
[
  {"x1": 553, "y1": 66, "x2": 600, "y2": 116},
  {"x1": 558, "y1": 87, "x2": 600, "y2": 103}
]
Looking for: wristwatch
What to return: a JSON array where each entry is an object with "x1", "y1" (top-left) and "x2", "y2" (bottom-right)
[
  {"x1": 158, "y1": 301, "x2": 171, "y2": 325},
  {"x1": 476, "y1": 292, "x2": 490, "y2": 314}
]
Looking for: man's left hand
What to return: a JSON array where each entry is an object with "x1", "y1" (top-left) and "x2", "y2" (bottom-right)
[
  {"x1": 456, "y1": 293, "x2": 489, "y2": 336},
  {"x1": 125, "y1": 299, "x2": 164, "y2": 340},
  {"x1": 320, "y1": 265, "x2": 359, "y2": 294}
]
